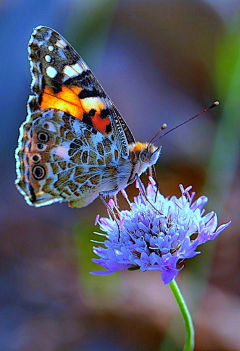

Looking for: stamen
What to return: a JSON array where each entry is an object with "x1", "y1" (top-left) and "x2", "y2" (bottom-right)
[
  {"x1": 108, "y1": 199, "x2": 115, "y2": 209},
  {"x1": 94, "y1": 214, "x2": 100, "y2": 226},
  {"x1": 93, "y1": 231, "x2": 108, "y2": 237},
  {"x1": 91, "y1": 240, "x2": 104, "y2": 244},
  {"x1": 121, "y1": 189, "x2": 131, "y2": 207}
]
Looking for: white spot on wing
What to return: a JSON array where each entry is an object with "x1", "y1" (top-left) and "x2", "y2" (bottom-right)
[
  {"x1": 56, "y1": 38, "x2": 66, "y2": 48},
  {"x1": 48, "y1": 45, "x2": 54, "y2": 51},
  {"x1": 63, "y1": 65, "x2": 78, "y2": 78},
  {"x1": 71, "y1": 63, "x2": 84, "y2": 74},
  {"x1": 81, "y1": 97, "x2": 105, "y2": 112},
  {"x1": 54, "y1": 146, "x2": 69, "y2": 160},
  {"x1": 63, "y1": 63, "x2": 84, "y2": 78},
  {"x1": 45, "y1": 55, "x2": 52, "y2": 63},
  {"x1": 46, "y1": 66, "x2": 58, "y2": 78}
]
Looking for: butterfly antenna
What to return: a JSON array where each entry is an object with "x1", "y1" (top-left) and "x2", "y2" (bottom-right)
[
  {"x1": 148, "y1": 123, "x2": 167, "y2": 145},
  {"x1": 156, "y1": 101, "x2": 219, "y2": 141}
]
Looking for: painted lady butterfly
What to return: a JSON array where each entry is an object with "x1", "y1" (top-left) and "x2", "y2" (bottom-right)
[{"x1": 15, "y1": 26, "x2": 161, "y2": 208}]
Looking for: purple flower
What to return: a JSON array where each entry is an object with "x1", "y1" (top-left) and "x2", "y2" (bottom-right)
[{"x1": 92, "y1": 178, "x2": 231, "y2": 284}]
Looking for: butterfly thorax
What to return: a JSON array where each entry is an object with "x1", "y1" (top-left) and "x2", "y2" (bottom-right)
[{"x1": 128, "y1": 142, "x2": 161, "y2": 182}]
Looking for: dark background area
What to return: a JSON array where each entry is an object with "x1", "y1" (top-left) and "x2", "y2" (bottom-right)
[{"x1": 1, "y1": 0, "x2": 240, "y2": 350}]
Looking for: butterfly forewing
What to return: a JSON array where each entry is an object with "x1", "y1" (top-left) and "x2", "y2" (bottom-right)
[{"x1": 29, "y1": 26, "x2": 134, "y2": 154}]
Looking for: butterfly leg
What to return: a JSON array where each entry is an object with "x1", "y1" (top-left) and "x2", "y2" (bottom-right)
[
  {"x1": 99, "y1": 193, "x2": 121, "y2": 239},
  {"x1": 113, "y1": 194, "x2": 119, "y2": 208},
  {"x1": 149, "y1": 165, "x2": 160, "y2": 202},
  {"x1": 136, "y1": 175, "x2": 163, "y2": 216},
  {"x1": 99, "y1": 193, "x2": 120, "y2": 221}
]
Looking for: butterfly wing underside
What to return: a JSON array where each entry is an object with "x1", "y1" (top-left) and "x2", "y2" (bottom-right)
[{"x1": 15, "y1": 26, "x2": 135, "y2": 207}]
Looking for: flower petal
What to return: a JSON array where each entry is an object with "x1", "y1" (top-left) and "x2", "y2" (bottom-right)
[{"x1": 91, "y1": 180, "x2": 231, "y2": 284}]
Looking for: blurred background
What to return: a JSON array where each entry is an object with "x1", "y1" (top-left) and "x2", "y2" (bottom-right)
[{"x1": 1, "y1": 0, "x2": 240, "y2": 350}]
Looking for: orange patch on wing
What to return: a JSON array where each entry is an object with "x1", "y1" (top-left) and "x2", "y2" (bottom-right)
[
  {"x1": 91, "y1": 112, "x2": 111, "y2": 134},
  {"x1": 41, "y1": 86, "x2": 84, "y2": 119},
  {"x1": 40, "y1": 86, "x2": 112, "y2": 135},
  {"x1": 81, "y1": 97, "x2": 105, "y2": 113},
  {"x1": 81, "y1": 97, "x2": 111, "y2": 134},
  {"x1": 71, "y1": 86, "x2": 82, "y2": 95}
]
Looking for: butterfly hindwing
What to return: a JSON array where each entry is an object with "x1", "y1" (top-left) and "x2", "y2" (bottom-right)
[{"x1": 16, "y1": 104, "x2": 124, "y2": 207}]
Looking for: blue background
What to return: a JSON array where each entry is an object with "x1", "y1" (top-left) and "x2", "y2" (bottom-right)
[{"x1": 1, "y1": 1, "x2": 239, "y2": 350}]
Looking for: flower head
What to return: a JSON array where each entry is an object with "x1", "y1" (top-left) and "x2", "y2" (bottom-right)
[{"x1": 92, "y1": 178, "x2": 231, "y2": 284}]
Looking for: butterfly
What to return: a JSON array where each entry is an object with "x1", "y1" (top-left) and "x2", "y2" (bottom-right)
[{"x1": 15, "y1": 26, "x2": 161, "y2": 208}]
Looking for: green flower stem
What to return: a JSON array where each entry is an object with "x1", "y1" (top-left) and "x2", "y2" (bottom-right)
[{"x1": 169, "y1": 279, "x2": 195, "y2": 351}]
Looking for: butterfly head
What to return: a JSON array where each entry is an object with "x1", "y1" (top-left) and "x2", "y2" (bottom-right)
[{"x1": 128, "y1": 142, "x2": 161, "y2": 177}]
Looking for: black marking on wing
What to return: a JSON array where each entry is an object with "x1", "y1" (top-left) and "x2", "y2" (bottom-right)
[
  {"x1": 89, "y1": 109, "x2": 96, "y2": 116},
  {"x1": 82, "y1": 113, "x2": 93, "y2": 127},
  {"x1": 78, "y1": 87, "x2": 104, "y2": 99},
  {"x1": 64, "y1": 70, "x2": 106, "y2": 98},
  {"x1": 29, "y1": 184, "x2": 36, "y2": 203},
  {"x1": 100, "y1": 108, "x2": 110, "y2": 119},
  {"x1": 105, "y1": 123, "x2": 112, "y2": 134},
  {"x1": 51, "y1": 72, "x2": 65, "y2": 94}
]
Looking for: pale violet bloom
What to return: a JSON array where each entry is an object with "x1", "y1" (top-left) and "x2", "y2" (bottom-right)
[{"x1": 92, "y1": 178, "x2": 231, "y2": 284}]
